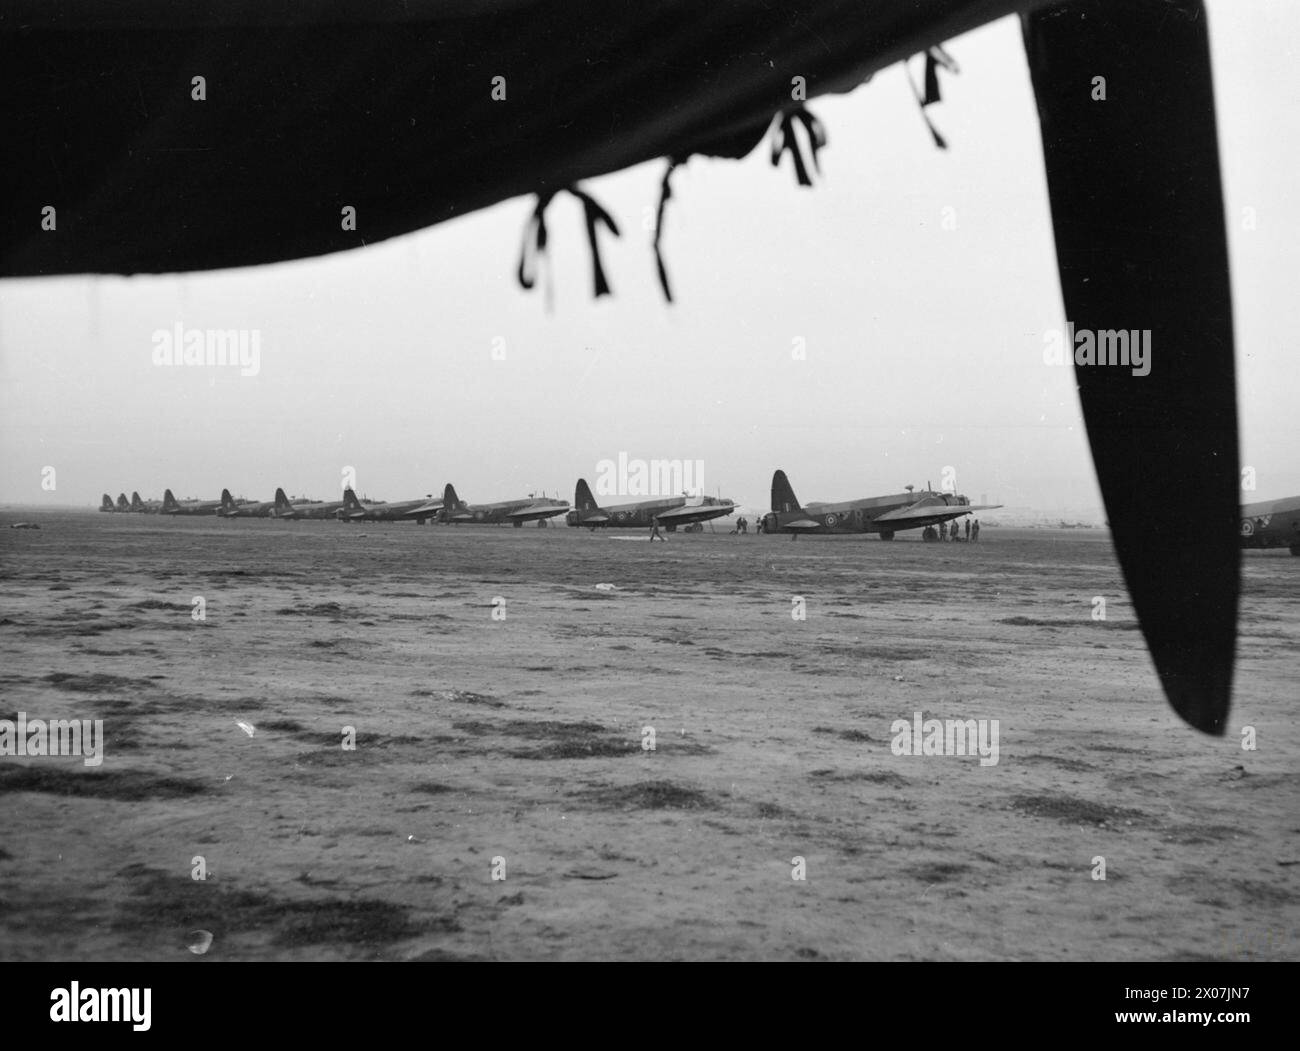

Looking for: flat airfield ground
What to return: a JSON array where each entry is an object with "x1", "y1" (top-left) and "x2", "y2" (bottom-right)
[{"x1": 0, "y1": 511, "x2": 1296, "y2": 961}]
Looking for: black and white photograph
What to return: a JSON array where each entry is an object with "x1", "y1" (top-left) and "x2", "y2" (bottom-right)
[{"x1": 0, "y1": 0, "x2": 1295, "y2": 1017}]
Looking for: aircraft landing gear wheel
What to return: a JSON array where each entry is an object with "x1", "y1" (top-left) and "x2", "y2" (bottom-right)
[
  {"x1": 922, "y1": 526, "x2": 938, "y2": 542},
  {"x1": 1290, "y1": 544, "x2": 1300, "y2": 556},
  {"x1": 879, "y1": 530, "x2": 895, "y2": 541}
]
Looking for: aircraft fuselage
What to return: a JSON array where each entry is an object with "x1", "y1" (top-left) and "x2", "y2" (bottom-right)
[
  {"x1": 273, "y1": 499, "x2": 345, "y2": 520},
  {"x1": 1240, "y1": 496, "x2": 1300, "y2": 554},
  {"x1": 443, "y1": 499, "x2": 569, "y2": 526},
  {"x1": 765, "y1": 490, "x2": 973, "y2": 536},
  {"x1": 566, "y1": 495, "x2": 734, "y2": 529},
  {"x1": 162, "y1": 499, "x2": 222, "y2": 516}
]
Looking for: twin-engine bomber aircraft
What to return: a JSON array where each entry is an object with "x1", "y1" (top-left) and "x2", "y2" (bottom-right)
[
  {"x1": 130, "y1": 492, "x2": 162, "y2": 514},
  {"x1": 763, "y1": 470, "x2": 1000, "y2": 539},
  {"x1": 161, "y1": 489, "x2": 223, "y2": 516},
  {"x1": 271, "y1": 488, "x2": 346, "y2": 520},
  {"x1": 439, "y1": 484, "x2": 568, "y2": 526},
  {"x1": 219, "y1": 489, "x2": 277, "y2": 518},
  {"x1": 566, "y1": 478, "x2": 735, "y2": 531},
  {"x1": 99, "y1": 494, "x2": 127, "y2": 513},
  {"x1": 1240, "y1": 495, "x2": 1300, "y2": 555},
  {"x1": 339, "y1": 487, "x2": 443, "y2": 523}
]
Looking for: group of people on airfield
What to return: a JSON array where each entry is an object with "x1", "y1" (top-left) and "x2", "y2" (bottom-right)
[
  {"x1": 653, "y1": 515, "x2": 983, "y2": 541},
  {"x1": 926, "y1": 517, "x2": 981, "y2": 542},
  {"x1": 652, "y1": 515, "x2": 756, "y2": 540}
]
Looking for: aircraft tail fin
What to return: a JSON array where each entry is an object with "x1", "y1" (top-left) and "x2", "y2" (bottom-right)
[
  {"x1": 771, "y1": 469, "x2": 803, "y2": 514},
  {"x1": 342, "y1": 487, "x2": 362, "y2": 512},
  {"x1": 443, "y1": 483, "x2": 463, "y2": 510},
  {"x1": 131, "y1": 492, "x2": 143, "y2": 511},
  {"x1": 274, "y1": 487, "x2": 293, "y2": 514},
  {"x1": 575, "y1": 478, "x2": 599, "y2": 513},
  {"x1": 101, "y1": 493, "x2": 115, "y2": 511},
  {"x1": 162, "y1": 488, "x2": 178, "y2": 512},
  {"x1": 220, "y1": 488, "x2": 236, "y2": 513},
  {"x1": 116, "y1": 493, "x2": 130, "y2": 511}
]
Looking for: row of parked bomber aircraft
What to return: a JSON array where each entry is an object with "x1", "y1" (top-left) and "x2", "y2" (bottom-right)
[
  {"x1": 97, "y1": 474, "x2": 1300, "y2": 550},
  {"x1": 98, "y1": 473, "x2": 1001, "y2": 538}
]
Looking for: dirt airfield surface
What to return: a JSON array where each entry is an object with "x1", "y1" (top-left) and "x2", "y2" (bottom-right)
[{"x1": 0, "y1": 510, "x2": 1296, "y2": 961}]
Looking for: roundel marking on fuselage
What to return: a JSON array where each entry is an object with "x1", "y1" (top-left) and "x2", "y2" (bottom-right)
[{"x1": 1240, "y1": 519, "x2": 1254, "y2": 536}]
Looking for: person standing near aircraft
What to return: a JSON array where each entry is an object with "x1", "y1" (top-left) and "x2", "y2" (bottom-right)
[
  {"x1": 972, "y1": 519, "x2": 980, "y2": 542},
  {"x1": 650, "y1": 521, "x2": 666, "y2": 542},
  {"x1": 964, "y1": 519, "x2": 971, "y2": 541}
]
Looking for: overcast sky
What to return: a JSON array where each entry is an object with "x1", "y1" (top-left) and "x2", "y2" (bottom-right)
[{"x1": 2, "y1": 1, "x2": 1296, "y2": 515}]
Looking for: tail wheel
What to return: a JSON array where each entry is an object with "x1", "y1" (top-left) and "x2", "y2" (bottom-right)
[
  {"x1": 1290, "y1": 544, "x2": 1300, "y2": 557},
  {"x1": 879, "y1": 531, "x2": 895, "y2": 541}
]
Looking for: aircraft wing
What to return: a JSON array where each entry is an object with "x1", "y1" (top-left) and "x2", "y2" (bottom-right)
[
  {"x1": 874, "y1": 503, "x2": 1001, "y2": 523},
  {"x1": 402, "y1": 502, "x2": 443, "y2": 518},
  {"x1": 653, "y1": 503, "x2": 734, "y2": 524},
  {"x1": 507, "y1": 505, "x2": 568, "y2": 521}
]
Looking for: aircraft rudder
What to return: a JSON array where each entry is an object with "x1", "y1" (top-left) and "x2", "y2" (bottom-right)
[
  {"x1": 771, "y1": 469, "x2": 802, "y2": 514},
  {"x1": 575, "y1": 478, "x2": 598, "y2": 513}
]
